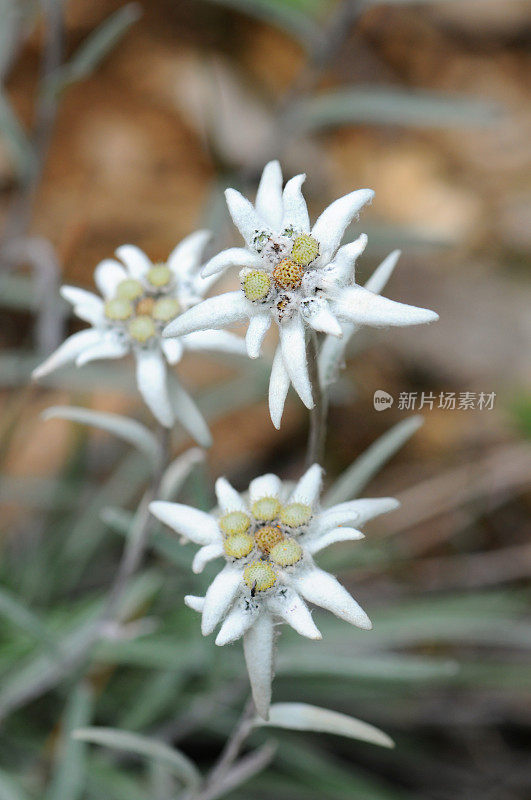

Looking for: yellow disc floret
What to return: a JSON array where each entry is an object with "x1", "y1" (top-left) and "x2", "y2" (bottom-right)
[
  {"x1": 147, "y1": 264, "x2": 172, "y2": 288},
  {"x1": 251, "y1": 496, "x2": 280, "y2": 522},
  {"x1": 128, "y1": 315, "x2": 156, "y2": 343},
  {"x1": 242, "y1": 270, "x2": 271, "y2": 302},
  {"x1": 269, "y1": 538, "x2": 303, "y2": 567},
  {"x1": 291, "y1": 234, "x2": 319, "y2": 266},
  {"x1": 243, "y1": 560, "x2": 277, "y2": 592},
  {"x1": 219, "y1": 511, "x2": 250, "y2": 537},
  {"x1": 272, "y1": 259, "x2": 304, "y2": 290},
  {"x1": 104, "y1": 298, "x2": 134, "y2": 321},
  {"x1": 223, "y1": 532, "x2": 254, "y2": 559},
  {"x1": 135, "y1": 297, "x2": 156, "y2": 316},
  {"x1": 254, "y1": 525, "x2": 284, "y2": 554},
  {"x1": 280, "y1": 502, "x2": 312, "y2": 528},
  {"x1": 152, "y1": 297, "x2": 181, "y2": 323},
  {"x1": 116, "y1": 279, "x2": 144, "y2": 301}
]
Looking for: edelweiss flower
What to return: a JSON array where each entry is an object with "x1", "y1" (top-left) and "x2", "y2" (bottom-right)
[
  {"x1": 162, "y1": 161, "x2": 438, "y2": 427},
  {"x1": 149, "y1": 464, "x2": 398, "y2": 718},
  {"x1": 32, "y1": 233, "x2": 246, "y2": 442}
]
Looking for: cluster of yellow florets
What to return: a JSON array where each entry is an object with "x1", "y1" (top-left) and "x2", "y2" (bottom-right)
[
  {"x1": 103, "y1": 264, "x2": 181, "y2": 343},
  {"x1": 241, "y1": 231, "x2": 320, "y2": 304},
  {"x1": 219, "y1": 497, "x2": 312, "y2": 593}
]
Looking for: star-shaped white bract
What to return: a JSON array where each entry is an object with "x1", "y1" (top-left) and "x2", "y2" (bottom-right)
[
  {"x1": 162, "y1": 161, "x2": 438, "y2": 428},
  {"x1": 149, "y1": 464, "x2": 398, "y2": 718},
  {"x1": 32, "y1": 233, "x2": 246, "y2": 442}
]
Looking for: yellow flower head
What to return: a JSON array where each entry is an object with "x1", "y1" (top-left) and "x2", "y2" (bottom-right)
[
  {"x1": 291, "y1": 234, "x2": 319, "y2": 266},
  {"x1": 243, "y1": 560, "x2": 277, "y2": 592},
  {"x1": 273, "y1": 259, "x2": 304, "y2": 290}
]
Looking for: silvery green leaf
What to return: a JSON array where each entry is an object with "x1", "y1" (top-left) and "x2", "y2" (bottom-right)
[
  {"x1": 201, "y1": 0, "x2": 320, "y2": 47},
  {"x1": 0, "y1": 619, "x2": 98, "y2": 722},
  {"x1": 323, "y1": 415, "x2": 423, "y2": 506},
  {"x1": 52, "y1": 4, "x2": 141, "y2": 90},
  {"x1": 287, "y1": 88, "x2": 501, "y2": 132},
  {"x1": 0, "y1": 586, "x2": 57, "y2": 653},
  {"x1": 42, "y1": 406, "x2": 161, "y2": 468},
  {"x1": 72, "y1": 728, "x2": 201, "y2": 788},
  {"x1": 0, "y1": 769, "x2": 31, "y2": 800},
  {"x1": 255, "y1": 703, "x2": 394, "y2": 748},
  {"x1": 160, "y1": 448, "x2": 205, "y2": 501},
  {"x1": 0, "y1": 90, "x2": 37, "y2": 179},
  {"x1": 45, "y1": 682, "x2": 94, "y2": 800}
]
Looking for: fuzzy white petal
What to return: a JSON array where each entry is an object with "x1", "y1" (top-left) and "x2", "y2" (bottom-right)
[
  {"x1": 329, "y1": 233, "x2": 368, "y2": 284},
  {"x1": 333, "y1": 285, "x2": 438, "y2": 327},
  {"x1": 267, "y1": 589, "x2": 321, "y2": 639},
  {"x1": 192, "y1": 542, "x2": 225, "y2": 574},
  {"x1": 279, "y1": 314, "x2": 313, "y2": 409},
  {"x1": 246, "y1": 313, "x2": 271, "y2": 358},
  {"x1": 316, "y1": 498, "x2": 399, "y2": 534},
  {"x1": 216, "y1": 601, "x2": 259, "y2": 646},
  {"x1": 185, "y1": 595, "x2": 205, "y2": 613},
  {"x1": 306, "y1": 527, "x2": 365, "y2": 555},
  {"x1": 115, "y1": 244, "x2": 152, "y2": 278},
  {"x1": 293, "y1": 567, "x2": 372, "y2": 630},
  {"x1": 181, "y1": 329, "x2": 247, "y2": 356},
  {"x1": 202, "y1": 564, "x2": 243, "y2": 636},
  {"x1": 94, "y1": 259, "x2": 128, "y2": 298},
  {"x1": 163, "y1": 291, "x2": 249, "y2": 338},
  {"x1": 312, "y1": 189, "x2": 373, "y2": 266},
  {"x1": 300, "y1": 297, "x2": 342, "y2": 336},
  {"x1": 268, "y1": 344, "x2": 290, "y2": 430},
  {"x1": 60, "y1": 286, "x2": 104, "y2": 325},
  {"x1": 243, "y1": 612, "x2": 274, "y2": 719},
  {"x1": 149, "y1": 500, "x2": 219, "y2": 544},
  {"x1": 249, "y1": 474, "x2": 282, "y2": 504},
  {"x1": 170, "y1": 377, "x2": 212, "y2": 447},
  {"x1": 215, "y1": 477, "x2": 246, "y2": 513},
  {"x1": 255, "y1": 160, "x2": 283, "y2": 229},
  {"x1": 32, "y1": 329, "x2": 103, "y2": 379},
  {"x1": 201, "y1": 247, "x2": 262, "y2": 278},
  {"x1": 168, "y1": 230, "x2": 211, "y2": 277},
  {"x1": 161, "y1": 338, "x2": 184, "y2": 365},
  {"x1": 135, "y1": 348, "x2": 173, "y2": 427},
  {"x1": 281, "y1": 173, "x2": 310, "y2": 233},
  {"x1": 225, "y1": 188, "x2": 270, "y2": 249},
  {"x1": 76, "y1": 335, "x2": 129, "y2": 367},
  {"x1": 364, "y1": 250, "x2": 400, "y2": 294},
  {"x1": 290, "y1": 464, "x2": 323, "y2": 506}
]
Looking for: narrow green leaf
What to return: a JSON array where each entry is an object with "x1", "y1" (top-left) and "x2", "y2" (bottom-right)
[
  {"x1": 73, "y1": 727, "x2": 201, "y2": 788},
  {"x1": 42, "y1": 405, "x2": 161, "y2": 467},
  {"x1": 287, "y1": 88, "x2": 501, "y2": 131},
  {"x1": 53, "y1": 4, "x2": 141, "y2": 89},
  {"x1": 0, "y1": 769, "x2": 30, "y2": 800},
  {"x1": 0, "y1": 586, "x2": 57, "y2": 652},
  {"x1": 159, "y1": 448, "x2": 205, "y2": 501},
  {"x1": 0, "y1": 90, "x2": 37, "y2": 179},
  {"x1": 323, "y1": 415, "x2": 423, "y2": 505},
  {"x1": 256, "y1": 703, "x2": 394, "y2": 748},
  {"x1": 201, "y1": 0, "x2": 320, "y2": 47},
  {"x1": 45, "y1": 682, "x2": 94, "y2": 800}
]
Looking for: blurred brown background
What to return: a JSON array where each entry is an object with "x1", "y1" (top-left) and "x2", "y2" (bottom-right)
[{"x1": 0, "y1": 2, "x2": 530, "y2": 797}]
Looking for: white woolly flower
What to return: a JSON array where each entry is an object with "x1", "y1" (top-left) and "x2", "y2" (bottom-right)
[
  {"x1": 32, "y1": 233, "x2": 246, "y2": 442},
  {"x1": 149, "y1": 464, "x2": 398, "y2": 718},
  {"x1": 162, "y1": 161, "x2": 439, "y2": 428}
]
